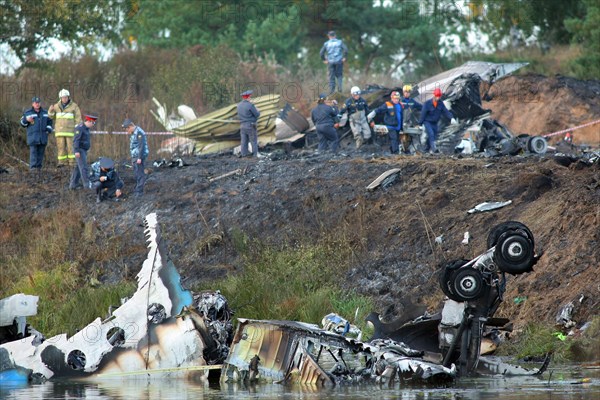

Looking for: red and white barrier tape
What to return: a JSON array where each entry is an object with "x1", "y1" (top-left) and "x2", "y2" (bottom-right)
[
  {"x1": 91, "y1": 131, "x2": 174, "y2": 136},
  {"x1": 542, "y1": 119, "x2": 600, "y2": 138}
]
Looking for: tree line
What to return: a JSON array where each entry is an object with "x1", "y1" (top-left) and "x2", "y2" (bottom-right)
[{"x1": 2, "y1": 0, "x2": 598, "y2": 79}]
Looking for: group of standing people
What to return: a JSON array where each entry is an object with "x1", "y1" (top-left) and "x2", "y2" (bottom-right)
[
  {"x1": 310, "y1": 85, "x2": 455, "y2": 156},
  {"x1": 20, "y1": 90, "x2": 149, "y2": 202},
  {"x1": 318, "y1": 30, "x2": 456, "y2": 155}
]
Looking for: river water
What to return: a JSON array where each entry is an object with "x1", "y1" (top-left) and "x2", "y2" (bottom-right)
[{"x1": 1, "y1": 365, "x2": 598, "y2": 399}]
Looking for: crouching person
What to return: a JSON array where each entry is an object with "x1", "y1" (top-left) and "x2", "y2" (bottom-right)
[{"x1": 90, "y1": 157, "x2": 123, "y2": 203}]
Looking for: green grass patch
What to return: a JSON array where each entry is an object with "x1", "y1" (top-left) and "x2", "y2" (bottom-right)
[
  {"x1": 195, "y1": 236, "x2": 374, "y2": 335},
  {"x1": 498, "y1": 318, "x2": 600, "y2": 363}
]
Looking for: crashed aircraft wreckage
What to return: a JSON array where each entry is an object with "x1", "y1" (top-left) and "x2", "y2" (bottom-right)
[
  {"x1": 0, "y1": 215, "x2": 547, "y2": 386},
  {"x1": 0, "y1": 213, "x2": 232, "y2": 383},
  {"x1": 152, "y1": 95, "x2": 310, "y2": 156},
  {"x1": 357, "y1": 61, "x2": 549, "y2": 156}
]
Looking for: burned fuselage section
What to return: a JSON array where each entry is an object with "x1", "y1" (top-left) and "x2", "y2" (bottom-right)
[{"x1": 221, "y1": 319, "x2": 456, "y2": 386}]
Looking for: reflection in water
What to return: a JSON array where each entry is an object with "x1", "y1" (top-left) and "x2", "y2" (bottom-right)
[{"x1": 1, "y1": 366, "x2": 599, "y2": 400}]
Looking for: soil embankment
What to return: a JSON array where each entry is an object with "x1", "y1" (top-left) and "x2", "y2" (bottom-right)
[
  {"x1": 484, "y1": 74, "x2": 600, "y2": 145},
  {"x1": 1, "y1": 74, "x2": 598, "y2": 335},
  {"x1": 2, "y1": 150, "x2": 598, "y2": 333}
]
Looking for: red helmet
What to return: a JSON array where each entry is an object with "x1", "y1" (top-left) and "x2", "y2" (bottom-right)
[{"x1": 433, "y1": 88, "x2": 442, "y2": 97}]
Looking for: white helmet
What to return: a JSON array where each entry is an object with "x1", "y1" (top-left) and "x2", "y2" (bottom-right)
[
  {"x1": 58, "y1": 89, "x2": 70, "y2": 98},
  {"x1": 350, "y1": 86, "x2": 361, "y2": 95}
]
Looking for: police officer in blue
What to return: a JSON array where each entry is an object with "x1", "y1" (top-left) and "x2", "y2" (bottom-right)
[
  {"x1": 319, "y1": 31, "x2": 348, "y2": 94},
  {"x1": 311, "y1": 93, "x2": 340, "y2": 153},
  {"x1": 69, "y1": 114, "x2": 96, "y2": 190},
  {"x1": 418, "y1": 88, "x2": 455, "y2": 154},
  {"x1": 237, "y1": 90, "x2": 261, "y2": 157},
  {"x1": 123, "y1": 118, "x2": 149, "y2": 196},
  {"x1": 370, "y1": 91, "x2": 404, "y2": 155},
  {"x1": 90, "y1": 157, "x2": 123, "y2": 203},
  {"x1": 20, "y1": 96, "x2": 53, "y2": 171}
]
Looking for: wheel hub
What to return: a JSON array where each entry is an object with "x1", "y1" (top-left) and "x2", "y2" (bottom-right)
[{"x1": 507, "y1": 241, "x2": 523, "y2": 257}]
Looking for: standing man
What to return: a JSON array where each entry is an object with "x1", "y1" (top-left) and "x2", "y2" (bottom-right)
[
  {"x1": 20, "y1": 96, "x2": 53, "y2": 172},
  {"x1": 311, "y1": 93, "x2": 340, "y2": 153},
  {"x1": 340, "y1": 86, "x2": 371, "y2": 149},
  {"x1": 48, "y1": 89, "x2": 82, "y2": 167},
  {"x1": 418, "y1": 88, "x2": 455, "y2": 154},
  {"x1": 236, "y1": 90, "x2": 261, "y2": 157},
  {"x1": 123, "y1": 119, "x2": 149, "y2": 197},
  {"x1": 69, "y1": 114, "x2": 96, "y2": 190},
  {"x1": 400, "y1": 84, "x2": 423, "y2": 154},
  {"x1": 319, "y1": 31, "x2": 348, "y2": 94},
  {"x1": 370, "y1": 91, "x2": 404, "y2": 155}
]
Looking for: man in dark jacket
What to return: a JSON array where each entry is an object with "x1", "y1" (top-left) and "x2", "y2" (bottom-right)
[
  {"x1": 20, "y1": 96, "x2": 53, "y2": 171},
  {"x1": 418, "y1": 88, "x2": 455, "y2": 153},
  {"x1": 237, "y1": 90, "x2": 261, "y2": 157},
  {"x1": 90, "y1": 157, "x2": 123, "y2": 203},
  {"x1": 311, "y1": 93, "x2": 340, "y2": 153},
  {"x1": 69, "y1": 115, "x2": 97, "y2": 190},
  {"x1": 371, "y1": 91, "x2": 404, "y2": 155}
]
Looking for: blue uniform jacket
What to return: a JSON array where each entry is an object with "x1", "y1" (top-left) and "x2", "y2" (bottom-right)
[
  {"x1": 237, "y1": 100, "x2": 261, "y2": 124},
  {"x1": 418, "y1": 99, "x2": 453, "y2": 125},
  {"x1": 90, "y1": 160, "x2": 124, "y2": 189},
  {"x1": 400, "y1": 97, "x2": 422, "y2": 111},
  {"x1": 311, "y1": 103, "x2": 339, "y2": 127},
  {"x1": 341, "y1": 96, "x2": 369, "y2": 115},
  {"x1": 319, "y1": 38, "x2": 348, "y2": 64},
  {"x1": 374, "y1": 101, "x2": 403, "y2": 131},
  {"x1": 20, "y1": 107, "x2": 53, "y2": 146},
  {"x1": 129, "y1": 126, "x2": 149, "y2": 160},
  {"x1": 73, "y1": 123, "x2": 91, "y2": 152}
]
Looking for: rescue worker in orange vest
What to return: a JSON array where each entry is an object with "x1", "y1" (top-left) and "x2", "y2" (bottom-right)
[
  {"x1": 369, "y1": 91, "x2": 404, "y2": 155},
  {"x1": 48, "y1": 89, "x2": 82, "y2": 167},
  {"x1": 418, "y1": 88, "x2": 455, "y2": 154}
]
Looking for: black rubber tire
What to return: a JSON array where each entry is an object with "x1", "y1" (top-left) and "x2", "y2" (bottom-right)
[
  {"x1": 438, "y1": 259, "x2": 469, "y2": 301},
  {"x1": 487, "y1": 221, "x2": 534, "y2": 249},
  {"x1": 527, "y1": 136, "x2": 548, "y2": 154},
  {"x1": 494, "y1": 231, "x2": 535, "y2": 274},
  {"x1": 450, "y1": 268, "x2": 485, "y2": 302}
]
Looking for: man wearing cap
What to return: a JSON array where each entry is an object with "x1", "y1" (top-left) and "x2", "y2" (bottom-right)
[
  {"x1": 48, "y1": 89, "x2": 82, "y2": 167},
  {"x1": 340, "y1": 86, "x2": 371, "y2": 149},
  {"x1": 369, "y1": 91, "x2": 404, "y2": 155},
  {"x1": 311, "y1": 93, "x2": 340, "y2": 153},
  {"x1": 20, "y1": 96, "x2": 53, "y2": 172},
  {"x1": 399, "y1": 84, "x2": 422, "y2": 154},
  {"x1": 236, "y1": 90, "x2": 261, "y2": 157},
  {"x1": 418, "y1": 88, "x2": 455, "y2": 154},
  {"x1": 320, "y1": 31, "x2": 348, "y2": 94},
  {"x1": 69, "y1": 114, "x2": 96, "y2": 190},
  {"x1": 90, "y1": 157, "x2": 123, "y2": 203},
  {"x1": 123, "y1": 119, "x2": 149, "y2": 196}
]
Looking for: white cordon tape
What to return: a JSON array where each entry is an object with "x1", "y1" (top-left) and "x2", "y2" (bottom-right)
[
  {"x1": 541, "y1": 119, "x2": 600, "y2": 138},
  {"x1": 91, "y1": 131, "x2": 174, "y2": 135}
]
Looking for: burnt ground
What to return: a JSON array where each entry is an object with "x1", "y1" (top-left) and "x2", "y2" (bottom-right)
[
  {"x1": 2, "y1": 145, "x2": 598, "y2": 335},
  {"x1": 1, "y1": 74, "x2": 599, "y2": 337}
]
